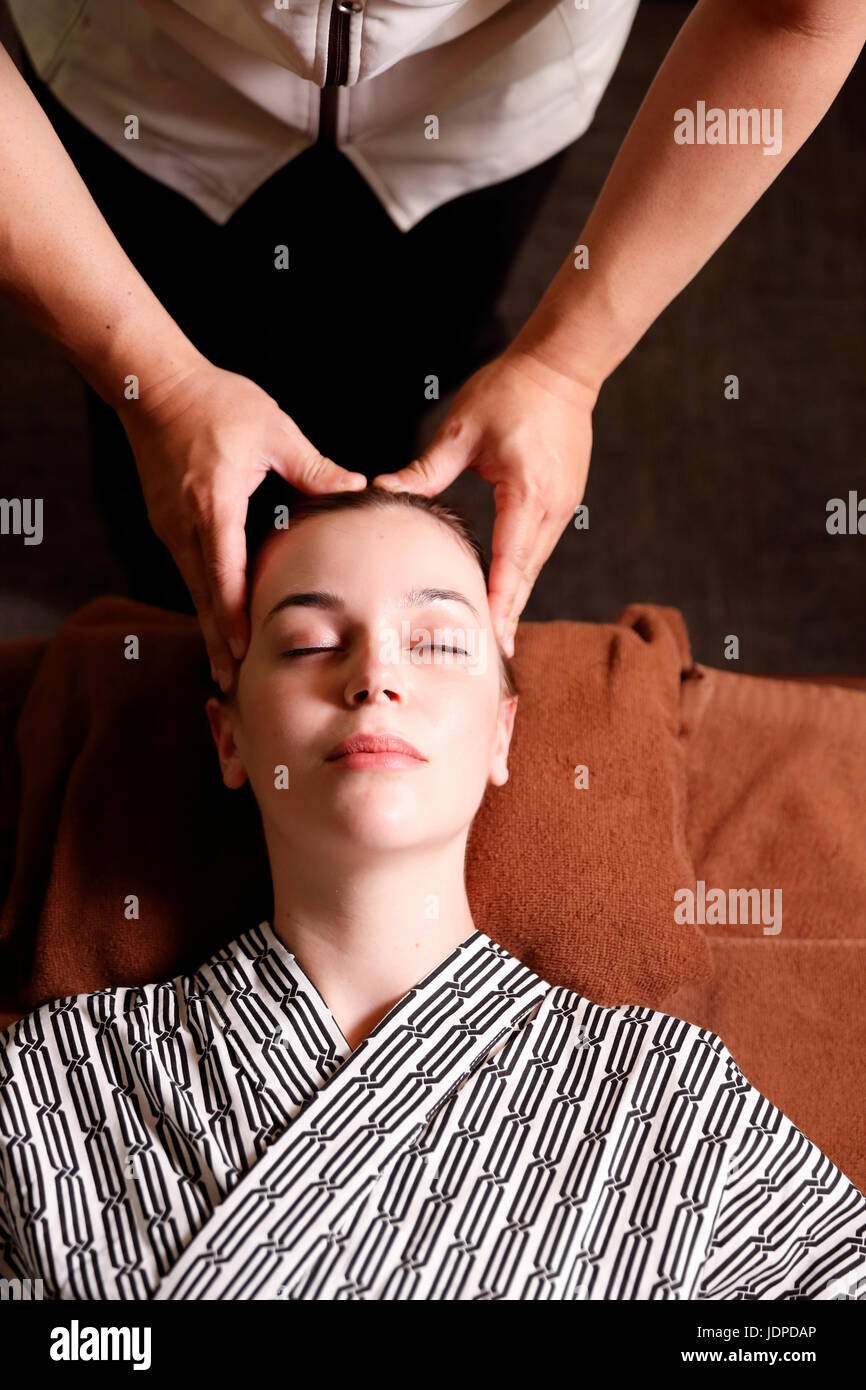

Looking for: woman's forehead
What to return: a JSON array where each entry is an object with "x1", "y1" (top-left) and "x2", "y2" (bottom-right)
[{"x1": 249, "y1": 510, "x2": 487, "y2": 620}]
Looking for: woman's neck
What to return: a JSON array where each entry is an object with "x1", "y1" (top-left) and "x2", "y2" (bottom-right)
[{"x1": 267, "y1": 834, "x2": 478, "y2": 1051}]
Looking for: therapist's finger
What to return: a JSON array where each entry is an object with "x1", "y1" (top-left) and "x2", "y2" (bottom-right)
[
  {"x1": 486, "y1": 485, "x2": 569, "y2": 656},
  {"x1": 289, "y1": 451, "x2": 369, "y2": 493},
  {"x1": 169, "y1": 527, "x2": 235, "y2": 688},
  {"x1": 265, "y1": 415, "x2": 368, "y2": 494},
  {"x1": 196, "y1": 488, "x2": 250, "y2": 664},
  {"x1": 371, "y1": 419, "x2": 479, "y2": 496}
]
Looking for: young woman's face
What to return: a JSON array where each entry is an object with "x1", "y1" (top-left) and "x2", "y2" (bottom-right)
[{"x1": 207, "y1": 508, "x2": 517, "y2": 858}]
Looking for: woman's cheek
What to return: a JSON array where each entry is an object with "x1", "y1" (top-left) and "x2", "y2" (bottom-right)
[{"x1": 236, "y1": 709, "x2": 293, "y2": 786}]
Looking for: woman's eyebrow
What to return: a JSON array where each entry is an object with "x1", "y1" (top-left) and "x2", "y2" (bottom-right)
[{"x1": 263, "y1": 587, "x2": 480, "y2": 626}]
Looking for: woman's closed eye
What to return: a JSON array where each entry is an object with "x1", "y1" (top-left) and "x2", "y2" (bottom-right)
[
  {"x1": 280, "y1": 641, "x2": 469, "y2": 657},
  {"x1": 280, "y1": 646, "x2": 341, "y2": 657}
]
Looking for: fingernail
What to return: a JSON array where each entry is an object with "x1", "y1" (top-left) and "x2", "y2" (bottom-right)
[{"x1": 229, "y1": 636, "x2": 245, "y2": 660}]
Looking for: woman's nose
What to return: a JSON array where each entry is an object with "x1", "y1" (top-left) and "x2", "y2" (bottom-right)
[
  {"x1": 348, "y1": 680, "x2": 400, "y2": 704},
  {"x1": 344, "y1": 630, "x2": 406, "y2": 704}
]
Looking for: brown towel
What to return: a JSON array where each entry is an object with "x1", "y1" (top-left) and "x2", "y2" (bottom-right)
[{"x1": 663, "y1": 663, "x2": 866, "y2": 1192}]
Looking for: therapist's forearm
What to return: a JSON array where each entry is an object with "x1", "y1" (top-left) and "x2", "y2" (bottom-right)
[
  {"x1": 510, "y1": 0, "x2": 866, "y2": 393},
  {"x1": 0, "y1": 42, "x2": 203, "y2": 412}
]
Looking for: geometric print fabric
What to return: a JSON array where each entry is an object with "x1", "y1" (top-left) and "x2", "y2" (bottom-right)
[{"x1": 1, "y1": 922, "x2": 864, "y2": 1300}]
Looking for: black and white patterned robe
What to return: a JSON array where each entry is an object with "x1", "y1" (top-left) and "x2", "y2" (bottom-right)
[{"x1": 1, "y1": 922, "x2": 864, "y2": 1300}]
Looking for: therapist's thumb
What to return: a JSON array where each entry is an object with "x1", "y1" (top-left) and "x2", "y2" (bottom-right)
[
  {"x1": 270, "y1": 425, "x2": 368, "y2": 494},
  {"x1": 371, "y1": 430, "x2": 471, "y2": 496}
]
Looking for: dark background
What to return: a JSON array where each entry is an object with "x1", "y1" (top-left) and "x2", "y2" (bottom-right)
[{"x1": 1, "y1": 1, "x2": 864, "y2": 672}]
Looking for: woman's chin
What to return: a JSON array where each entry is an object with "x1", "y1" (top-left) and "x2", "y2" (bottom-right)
[
  {"x1": 326, "y1": 806, "x2": 430, "y2": 849},
  {"x1": 268, "y1": 779, "x2": 467, "y2": 852}
]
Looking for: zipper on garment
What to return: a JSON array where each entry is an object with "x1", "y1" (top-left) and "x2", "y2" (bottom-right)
[{"x1": 318, "y1": 1, "x2": 364, "y2": 146}]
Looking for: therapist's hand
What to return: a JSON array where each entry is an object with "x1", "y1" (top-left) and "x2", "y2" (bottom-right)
[
  {"x1": 372, "y1": 347, "x2": 598, "y2": 656},
  {"x1": 118, "y1": 357, "x2": 367, "y2": 688}
]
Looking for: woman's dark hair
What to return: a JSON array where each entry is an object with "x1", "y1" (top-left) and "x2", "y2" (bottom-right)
[{"x1": 220, "y1": 473, "x2": 518, "y2": 699}]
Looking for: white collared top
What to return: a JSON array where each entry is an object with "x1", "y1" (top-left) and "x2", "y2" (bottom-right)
[{"x1": 7, "y1": 0, "x2": 641, "y2": 230}]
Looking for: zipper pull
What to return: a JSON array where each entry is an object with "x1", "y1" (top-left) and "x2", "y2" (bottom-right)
[{"x1": 318, "y1": 0, "x2": 365, "y2": 144}]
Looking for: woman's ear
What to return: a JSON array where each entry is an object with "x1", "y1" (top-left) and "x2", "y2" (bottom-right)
[
  {"x1": 488, "y1": 695, "x2": 518, "y2": 788},
  {"x1": 205, "y1": 697, "x2": 249, "y2": 789}
]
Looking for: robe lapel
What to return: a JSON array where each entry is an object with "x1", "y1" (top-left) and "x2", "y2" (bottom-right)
[{"x1": 152, "y1": 928, "x2": 549, "y2": 1300}]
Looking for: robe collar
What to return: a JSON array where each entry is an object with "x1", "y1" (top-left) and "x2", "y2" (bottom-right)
[{"x1": 155, "y1": 920, "x2": 551, "y2": 1300}]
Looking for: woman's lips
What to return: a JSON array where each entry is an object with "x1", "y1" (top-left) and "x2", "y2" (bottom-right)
[
  {"x1": 329, "y1": 751, "x2": 425, "y2": 769},
  {"x1": 325, "y1": 733, "x2": 426, "y2": 768}
]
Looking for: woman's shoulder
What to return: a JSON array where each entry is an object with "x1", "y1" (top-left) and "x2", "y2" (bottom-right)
[
  {"x1": 0, "y1": 921, "x2": 276, "y2": 1087},
  {"x1": 0, "y1": 921, "x2": 267, "y2": 1060},
  {"x1": 0, "y1": 980, "x2": 162, "y2": 1061},
  {"x1": 543, "y1": 982, "x2": 739, "y2": 1076}
]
